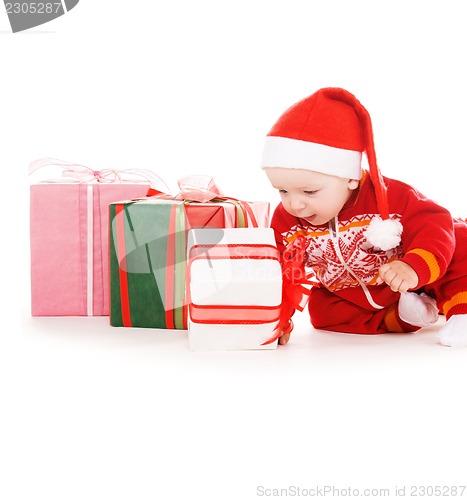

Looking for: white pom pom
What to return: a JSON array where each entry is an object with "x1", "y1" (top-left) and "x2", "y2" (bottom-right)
[
  {"x1": 438, "y1": 315, "x2": 467, "y2": 347},
  {"x1": 365, "y1": 216, "x2": 403, "y2": 251}
]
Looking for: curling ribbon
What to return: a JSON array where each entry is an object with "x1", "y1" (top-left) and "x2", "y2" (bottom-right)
[{"x1": 261, "y1": 236, "x2": 314, "y2": 345}]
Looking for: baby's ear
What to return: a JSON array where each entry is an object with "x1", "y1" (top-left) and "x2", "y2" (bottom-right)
[{"x1": 348, "y1": 179, "x2": 359, "y2": 190}]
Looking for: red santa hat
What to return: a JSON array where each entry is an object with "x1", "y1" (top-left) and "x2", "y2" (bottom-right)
[{"x1": 261, "y1": 87, "x2": 402, "y2": 251}]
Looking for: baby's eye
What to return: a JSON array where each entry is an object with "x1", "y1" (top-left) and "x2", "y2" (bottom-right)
[
  {"x1": 278, "y1": 189, "x2": 288, "y2": 194},
  {"x1": 304, "y1": 190, "x2": 318, "y2": 195}
]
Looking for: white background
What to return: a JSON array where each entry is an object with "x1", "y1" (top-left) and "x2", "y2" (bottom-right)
[{"x1": 2, "y1": 1, "x2": 467, "y2": 499}]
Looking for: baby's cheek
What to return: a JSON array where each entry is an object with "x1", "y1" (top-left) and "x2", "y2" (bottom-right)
[{"x1": 282, "y1": 203, "x2": 294, "y2": 216}]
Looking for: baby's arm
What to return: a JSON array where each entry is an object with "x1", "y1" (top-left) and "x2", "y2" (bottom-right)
[{"x1": 379, "y1": 260, "x2": 418, "y2": 293}]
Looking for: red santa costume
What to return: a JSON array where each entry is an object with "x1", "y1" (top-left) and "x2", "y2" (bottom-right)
[{"x1": 261, "y1": 87, "x2": 467, "y2": 347}]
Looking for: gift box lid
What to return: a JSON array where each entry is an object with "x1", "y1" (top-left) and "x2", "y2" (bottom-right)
[{"x1": 187, "y1": 228, "x2": 282, "y2": 307}]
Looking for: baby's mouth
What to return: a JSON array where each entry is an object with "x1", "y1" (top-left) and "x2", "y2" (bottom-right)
[{"x1": 302, "y1": 214, "x2": 317, "y2": 223}]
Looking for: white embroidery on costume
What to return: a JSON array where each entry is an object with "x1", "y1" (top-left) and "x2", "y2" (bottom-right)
[{"x1": 284, "y1": 214, "x2": 403, "y2": 292}]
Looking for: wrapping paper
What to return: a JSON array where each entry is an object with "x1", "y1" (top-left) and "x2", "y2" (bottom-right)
[
  {"x1": 30, "y1": 159, "x2": 160, "y2": 316},
  {"x1": 187, "y1": 228, "x2": 282, "y2": 350},
  {"x1": 109, "y1": 192, "x2": 270, "y2": 330}
]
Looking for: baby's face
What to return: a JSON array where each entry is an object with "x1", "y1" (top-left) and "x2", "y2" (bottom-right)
[{"x1": 265, "y1": 168, "x2": 359, "y2": 226}]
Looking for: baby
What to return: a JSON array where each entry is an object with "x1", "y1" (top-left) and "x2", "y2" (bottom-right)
[{"x1": 261, "y1": 87, "x2": 467, "y2": 347}]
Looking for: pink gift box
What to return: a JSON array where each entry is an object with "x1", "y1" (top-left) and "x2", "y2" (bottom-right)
[
  {"x1": 29, "y1": 159, "x2": 162, "y2": 316},
  {"x1": 30, "y1": 182, "x2": 152, "y2": 316}
]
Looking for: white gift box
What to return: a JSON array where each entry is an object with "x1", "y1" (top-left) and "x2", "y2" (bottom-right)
[{"x1": 187, "y1": 228, "x2": 283, "y2": 350}]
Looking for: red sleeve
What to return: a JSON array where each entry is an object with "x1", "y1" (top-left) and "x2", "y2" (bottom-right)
[
  {"x1": 387, "y1": 179, "x2": 456, "y2": 288},
  {"x1": 270, "y1": 202, "x2": 298, "y2": 257}
]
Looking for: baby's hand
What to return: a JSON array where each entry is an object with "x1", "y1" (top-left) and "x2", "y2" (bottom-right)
[
  {"x1": 379, "y1": 260, "x2": 418, "y2": 293},
  {"x1": 279, "y1": 332, "x2": 291, "y2": 345},
  {"x1": 277, "y1": 319, "x2": 294, "y2": 345}
]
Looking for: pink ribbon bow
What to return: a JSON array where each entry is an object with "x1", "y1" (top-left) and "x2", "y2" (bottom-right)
[
  {"x1": 28, "y1": 157, "x2": 170, "y2": 192},
  {"x1": 176, "y1": 175, "x2": 223, "y2": 203}
]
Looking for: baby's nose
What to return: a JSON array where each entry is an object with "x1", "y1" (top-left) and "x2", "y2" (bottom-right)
[{"x1": 290, "y1": 196, "x2": 308, "y2": 215}]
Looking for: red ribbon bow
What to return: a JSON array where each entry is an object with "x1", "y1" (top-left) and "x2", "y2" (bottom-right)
[{"x1": 262, "y1": 236, "x2": 314, "y2": 345}]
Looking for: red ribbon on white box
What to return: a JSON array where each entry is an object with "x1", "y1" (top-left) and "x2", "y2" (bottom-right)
[{"x1": 187, "y1": 243, "x2": 282, "y2": 324}]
